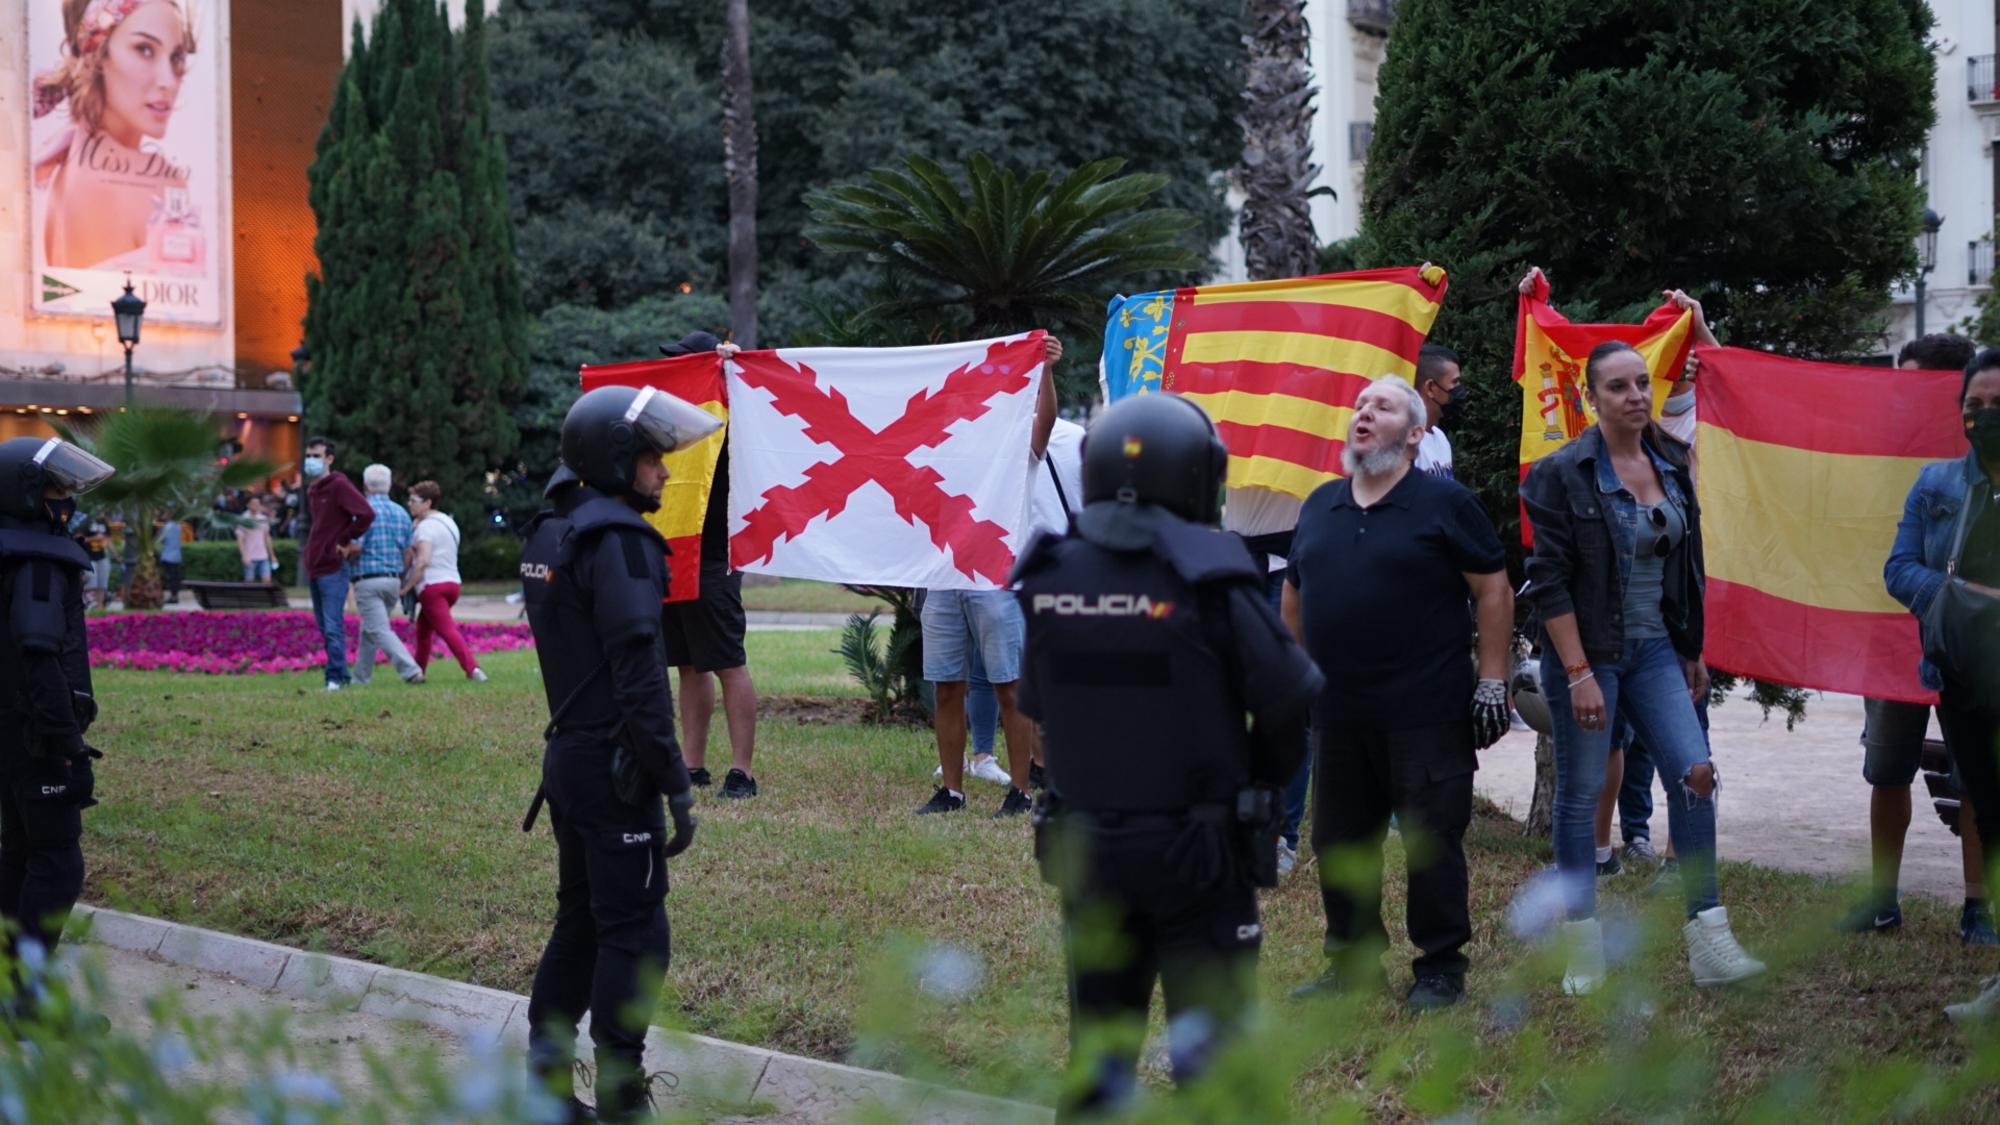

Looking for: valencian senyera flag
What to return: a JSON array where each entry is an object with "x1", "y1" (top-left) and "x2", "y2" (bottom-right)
[
  {"x1": 1696, "y1": 346, "x2": 1965, "y2": 704},
  {"x1": 579, "y1": 355, "x2": 729, "y2": 603},
  {"x1": 1513, "y1": 272, "x2": 1695, "y2": 542},
  {"x1": 1102, "y1": 267, "x2": 1449, "y2": 508},
  {"x1": 725, "y1": 332, "x2": 1048, "y2": 590}
]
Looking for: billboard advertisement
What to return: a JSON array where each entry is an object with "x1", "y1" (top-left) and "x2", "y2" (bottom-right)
[{"x1": 28, "y1": 0, "x2": 226, "y2": 325}]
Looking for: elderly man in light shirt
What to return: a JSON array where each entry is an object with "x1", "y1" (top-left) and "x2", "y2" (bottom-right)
[{"x1": 351, "y1": 463, "x2": 424, "y2": 685}]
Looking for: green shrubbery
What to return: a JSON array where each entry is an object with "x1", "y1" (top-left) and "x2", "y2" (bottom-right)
[{"x1": 177, "y1": 540, "x2": 302, "y2": 584}]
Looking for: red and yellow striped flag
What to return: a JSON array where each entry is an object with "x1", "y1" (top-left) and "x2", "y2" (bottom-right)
[
  {"x1": 1102, "y1": 266, "x2": 1448, "y2": 499},
  {"x1": 1697, "y1": 346, "x2": 1964, "y2": 703},
  {"x1": 1513, "y1": 274, "x2": 1694, "y2": 541},
  {"x1": 578, "y1": 355, "x2": 728, "y2": 603}
]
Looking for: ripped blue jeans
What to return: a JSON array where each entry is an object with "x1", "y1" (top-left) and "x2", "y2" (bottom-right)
[{"x1": 1543, "y1": 637, "x2": 1719, "y2": 920}]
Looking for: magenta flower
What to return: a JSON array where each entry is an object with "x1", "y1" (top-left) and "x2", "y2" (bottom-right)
[{"x1": 85, "y1": 612, "x2": 535, "y2": 675}]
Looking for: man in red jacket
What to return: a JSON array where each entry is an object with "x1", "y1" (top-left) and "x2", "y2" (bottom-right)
[{"x1": 302, "y1": 437, "x2": 374, "y2": 691}]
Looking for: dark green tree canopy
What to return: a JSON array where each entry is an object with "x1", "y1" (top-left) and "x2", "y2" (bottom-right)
[{"x1": 305, "y1": 0, "x2": 529, "y2": 514}]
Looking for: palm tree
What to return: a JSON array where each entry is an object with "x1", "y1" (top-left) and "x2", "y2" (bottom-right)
[
  {"x1": 56, "y1": 408, "x2": 279, "y2": 610},
  {"x1": 1239, "y1": 0, "x2": 1322, "y2": 281},
  {"x1": 803, "y1": 153, "x2": 1200, "y2": 338},
  {"x1": 722, "y1": 0, "x2": 759, "y2": 347}
]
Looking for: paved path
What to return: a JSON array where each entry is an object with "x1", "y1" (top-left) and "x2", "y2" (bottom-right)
[
  {"x1": 163, "y1": 593, "x2": 848, "y2": 630},
  {"x1": 1476, "y1": 690, "x2": 1966, "y2": 901}
]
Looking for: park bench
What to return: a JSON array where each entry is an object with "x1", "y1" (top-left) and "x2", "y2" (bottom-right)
[
  {"x1": 185, "y1": 581, "x2": 290, "y2": 611},
  {"x1": 1922, "y1": 739, "x2": 1964, "y2": 837}
]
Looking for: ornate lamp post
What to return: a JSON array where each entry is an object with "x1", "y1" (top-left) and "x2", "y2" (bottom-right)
[
  {"x1": 112, "y1": 276, "x2": 147, "y2": 408},
  {"x1": 1915, "y1": 207, "x2": 1943, "y2": 338}
]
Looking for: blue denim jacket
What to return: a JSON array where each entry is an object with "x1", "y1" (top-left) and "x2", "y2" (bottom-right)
[{"x1": 1885, "y1": 451, "x2": 1995, "y2": 690}]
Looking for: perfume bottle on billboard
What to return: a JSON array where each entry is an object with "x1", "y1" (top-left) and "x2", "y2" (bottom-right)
[{"x1": 149, "y1": 187, "x2": 205, "y2": 273}]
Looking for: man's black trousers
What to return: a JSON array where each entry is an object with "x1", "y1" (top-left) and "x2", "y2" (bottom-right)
[
  {"x1": 527, "y1": 736, "x2": 670, "y2": 1118},
  {"x1": 0, "y1": 744, "x2": 85, "y2": 969},
  {"x1": 1310, "y1": 720, "x2": 1475, "y2": 979},
  {"x1": 1057, "y1": 817, "x2": 1260, "y2": 1118}
]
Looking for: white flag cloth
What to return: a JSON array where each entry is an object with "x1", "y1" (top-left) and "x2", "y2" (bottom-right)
[{"x1": 725, "y1": 332, "x2": 1047, "y2": 590}]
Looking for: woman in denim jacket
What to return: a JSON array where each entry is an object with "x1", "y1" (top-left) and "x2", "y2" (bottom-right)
[
  {"x1": 1888, "y1": 350, "x2": 2000, "y2": 1022},
  {"x1": 1522, "y1": 338, "x2": 1765, "y2": 996}
]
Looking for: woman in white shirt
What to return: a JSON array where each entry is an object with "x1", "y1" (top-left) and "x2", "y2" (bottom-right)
[{"x1": 400, "y1": 480, "x2": 486, "y2": 682}]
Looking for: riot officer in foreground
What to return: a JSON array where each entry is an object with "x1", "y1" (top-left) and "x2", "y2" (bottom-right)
[
  {"x1": 519, "y1": 385, "x2": 721, "y2": 1122},
  {"x1": 1012, "y1": 394, "x2": 1323, "y2": 1117},
  {"x1": 0, "y1": 437, "x2": 114, "y2": 996}
]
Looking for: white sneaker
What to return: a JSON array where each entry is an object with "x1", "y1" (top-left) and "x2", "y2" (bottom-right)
[
  {"x1": 324, "y1": 682, "x2": 343, "y2": 693},
  {"x1": 1945, "y1": 976, "x2": 2000, "y2": 1023},
  {"x1": 968, "y1": 755, "x2": 1011, "y2": 786},
  {"x1": 1561, "y1": 918, "x2": 1606, "y2": 996},
  {"x1": 1276, "y1": 840, "x2": 1298, "y2": 879},
  {"x1": 1684, "y1": 906, "x2": 1766, "y2": 987},
  {"x1": 470, "y1": 668, "x2": 489, "y2": 683}
]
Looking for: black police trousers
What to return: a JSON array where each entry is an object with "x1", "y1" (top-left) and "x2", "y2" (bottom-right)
[
  {"x1": 1311, "y1": 720, "x2": 1476, "y2": 979},
  {"x1": 526, "y1": 735, "x2": 670, "y2": 1119},
  {"x1": 1058, "y1": 817, "x2": 1260, "y2": 1119},
  {"x1": 0, "y1": 745, "x2": 86, "y2": 967}
]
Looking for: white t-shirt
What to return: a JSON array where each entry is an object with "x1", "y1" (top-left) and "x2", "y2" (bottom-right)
[
  {"x1": 412, "y1": 512, "x2": 462, "y2": 588},
  {"x1": 1658, "y1": 394, "x2": 1697, "y2": 446},
  {"x1": 1024, "y1": 419, "x2": 1086, "y2": 541},
  {"x1": 1415, "y1": 427, "x2": 1454, "y2": 478}
]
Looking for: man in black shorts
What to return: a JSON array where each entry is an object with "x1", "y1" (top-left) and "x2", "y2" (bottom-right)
[{"x1": 661, "y1": 332, "x2": 759, "y2": 799}]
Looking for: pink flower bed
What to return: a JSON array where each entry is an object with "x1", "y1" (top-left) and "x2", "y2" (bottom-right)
[{"x1": 85, "y1": 611, "x2": 536, "y2": 675}]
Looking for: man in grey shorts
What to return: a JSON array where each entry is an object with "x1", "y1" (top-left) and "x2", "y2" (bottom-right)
[{"x1": 1838, "y1": 697, "x2": 1994, "y2": 943}]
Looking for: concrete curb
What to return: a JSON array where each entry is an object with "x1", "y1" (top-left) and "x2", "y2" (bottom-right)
[{"x1": 71, "y1": 904, "x2": 1047, "y2": 1123}]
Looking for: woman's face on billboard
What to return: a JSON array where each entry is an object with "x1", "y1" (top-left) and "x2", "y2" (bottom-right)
[{"x1": 99, "y1": 2, "x2": 187, "y2": 146}]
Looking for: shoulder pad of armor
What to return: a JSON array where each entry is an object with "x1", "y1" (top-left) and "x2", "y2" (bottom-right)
[
  {"x1": 1151, "y1": 522, "x2": 1259, "y2": 588},
  {"x1": 1007, "y1": 528, "x2": 1069, "y2": 584},
  {"x1": 567, "y1": 497, "x2": 667, "y2": 552},
  {"x1": 0, "y1": 528, "x2": 89, "y2": 570}
]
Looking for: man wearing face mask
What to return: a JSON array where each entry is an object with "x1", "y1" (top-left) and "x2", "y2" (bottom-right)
[
  {"x1": 1413, "y1": 345, "x2": 1465, "y2": 479},
  {"x1": 0, "y1": 437, "x2": 116, "y2": 1000},
  {"x1": 301, "y1": 438, "x2": 375, "y2": 692}
]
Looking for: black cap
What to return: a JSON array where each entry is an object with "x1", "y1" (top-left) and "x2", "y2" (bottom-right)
[{"x1": 661, "y1": 331, "x2": 724, "y2": 357}]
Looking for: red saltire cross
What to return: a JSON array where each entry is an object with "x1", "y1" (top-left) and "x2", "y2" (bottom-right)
[{"x1": 729, "y1": 335, "x2": 1045, "y2": 585}]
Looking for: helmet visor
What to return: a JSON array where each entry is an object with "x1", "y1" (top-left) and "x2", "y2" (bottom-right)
[
  {"x1": 32, "y1": 439, "x2": 115, "y2": 496},
  {"x1": 624, "y1": 386, "x2": 722, "y2": 454}
]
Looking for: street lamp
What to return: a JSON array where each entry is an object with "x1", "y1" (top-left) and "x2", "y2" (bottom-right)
[
  {"x1": 111, "y1": 276, "x2": 146, "y2": 408},
  {"x1": 1915, "y1": 207, "x2": 1943, "y2": 338}
]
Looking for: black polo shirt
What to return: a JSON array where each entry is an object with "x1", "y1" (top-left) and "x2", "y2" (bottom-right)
[{"x1": 1286, "y1": 468, "x2": 1504, "y2": 730}]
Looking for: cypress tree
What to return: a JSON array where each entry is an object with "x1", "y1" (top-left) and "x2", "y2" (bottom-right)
[{"x1": 304, "y1": 0, "x2": 528, "y2": 511}]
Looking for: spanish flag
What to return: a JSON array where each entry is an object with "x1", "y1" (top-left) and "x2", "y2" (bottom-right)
[
  {"x1": 1102, "y1": 266, "x2": 1448, "y2": 500},
  {"x1": 1697, "y1": 346, "x2": 1964, "y2": 704},
  {"x1": 1513, "y1": 273, "x2": 1694, "y2": 542},
  {"x1": 578, "y1": 356, "x2": 728, "y2": 603}
]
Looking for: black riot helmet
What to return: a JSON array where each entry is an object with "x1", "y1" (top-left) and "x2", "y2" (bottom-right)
[
  {"x1": 1080, "y1": 393, "x2": 1228, "y2": 524},
  {"x1": 548, "y1": 385, "x2": 722, "y2": 504},
  {"x1": 0, "y1": 436, "x2": 115, "y2": 523}
]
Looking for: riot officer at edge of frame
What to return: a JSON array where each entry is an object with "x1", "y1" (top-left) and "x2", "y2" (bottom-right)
[
  {"x1": 0, "y1": 436, "x2": 115, "y2": 1006},
  {"x1": 1010, "y1": 393, "x2": 1324, "y2": 1117},
  {"x1": 517, "y1": 384, "x2": 722, "y2": 1123}
]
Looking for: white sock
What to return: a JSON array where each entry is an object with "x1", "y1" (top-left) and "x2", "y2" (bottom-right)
[
  {"x1": 1595, "y1": 846, "x2": 1614, "y2": 864},
  {"x1": 947, "y1": 789, "x2": 963, "y2": 801}
]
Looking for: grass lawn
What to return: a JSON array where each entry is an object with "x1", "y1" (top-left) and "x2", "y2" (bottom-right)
[
  {"x1": 737, "y1": 578, "x2": 893, "y2": 615},
  {"x1": 83, "y1": 631, "x2": 2000, "y2": 1116}
]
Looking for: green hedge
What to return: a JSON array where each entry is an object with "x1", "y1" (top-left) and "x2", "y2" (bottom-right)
[
  {"x1": 179, "y1": 539, "x2": 302, "y2": 583},
  {"x1": 177, "y1": 536, "x2": 518, "y2": 585}
]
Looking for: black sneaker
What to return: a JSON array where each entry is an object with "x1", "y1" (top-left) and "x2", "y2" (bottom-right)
[
  {"x1": 720, "y1": 769, "x2": 758, "y2": 799},
  {"x1": 1835, "y1": 896, "x2": 1903, "y2": 934},
  {"x1": 1621, "y1": 838, "x2": 1660, "y2": 867},
  {"x1": 1596, "y1": 851, "x2": 1622, "y2": 878},
  {"x1": 688, "y1": 767, "x2": 712, "y2": 788},
  {"x1": 1029, "y1": 761, "x2": 1048, "y2": 791},
  {"x1": 916, "y1": 787, "x2": 965, "y2": 815},
  {"x1": 994, "y1": 787, "x2": 1033, "y2": 818},
  {"x1": 1404, "y1": 974, "x2": 1465, "y2": 1013},
  {"x1": 1962, "y1": 900, "x2": 1999, "y2": 946}
]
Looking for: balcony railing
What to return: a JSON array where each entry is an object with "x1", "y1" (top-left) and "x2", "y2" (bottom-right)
[
  {"x1": 1969, "y1": 54, "x2": 1998, "y2": 104},
  {"x1": 1973, "y1": 240, "x2": 1995, "y2": 288},
  {"x1": 1349, "y1": 121, "x2": 1375, "y2": 161},
  {"x1": 1348, "y1": 0, "x2": 1395, "y2": 35}
]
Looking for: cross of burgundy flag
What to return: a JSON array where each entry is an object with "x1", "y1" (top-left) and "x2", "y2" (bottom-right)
[{"x1": 726, "y1": 332, "x2": 1048, "y2": 590}]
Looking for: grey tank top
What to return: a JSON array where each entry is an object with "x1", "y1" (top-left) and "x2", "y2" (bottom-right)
[{"x1": 1623, "y1": 499, "x2": 1685, "y2": 639}]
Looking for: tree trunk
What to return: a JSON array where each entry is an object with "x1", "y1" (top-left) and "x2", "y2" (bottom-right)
[
  {"x1": 1238, "y1": 0, "x2": 1321, "y2": 282},
  {"x1": 722, "y1": 0, "x2": 759, "y2": 348},
  {"x1": 1525, "y1": 731, "x2": 1555, "y2": 837}
]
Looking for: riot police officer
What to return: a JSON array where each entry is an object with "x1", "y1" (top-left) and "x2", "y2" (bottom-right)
[
  {"x1": 519, "y1": 385, "x2": 721, "y2": 1122},
  {"x1": 0, "y1": 437, "x2": 114, "y2": 993},
  {"x1": 1012, "y1": 394, "x2": 1323, "y2": 1116}
]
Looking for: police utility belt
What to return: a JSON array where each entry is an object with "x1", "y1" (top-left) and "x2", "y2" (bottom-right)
[
  {"x1": 519, "y1": 662, "x2": 654, "y2": 832},
  {"x1": 1031, "y1": 785, "x2": 1283, "y2": 889}
]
